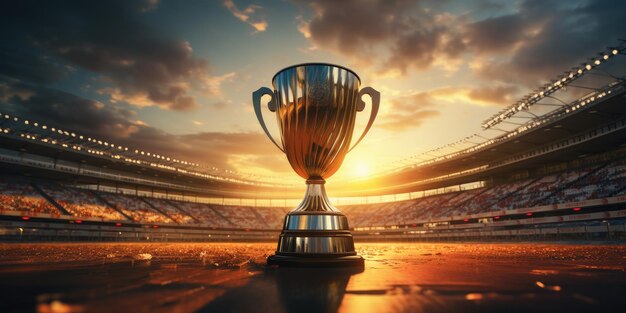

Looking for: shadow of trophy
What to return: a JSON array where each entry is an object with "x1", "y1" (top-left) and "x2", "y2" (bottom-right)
[
  {"x1": 196, "y1": 267, "x2": 362, "y2": 313},
  {"x1": 272, "y1": 267, "x2": 363, "y2": 313}
]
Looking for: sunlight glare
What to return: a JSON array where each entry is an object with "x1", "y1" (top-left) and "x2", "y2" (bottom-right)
[{"x1": 353, "y1": 161, "x2": 371, "y2": 178}]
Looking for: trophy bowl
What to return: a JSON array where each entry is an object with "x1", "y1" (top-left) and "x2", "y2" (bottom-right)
[{"x1": 253, "y1": 63, "x2": 380, "y2": 267}]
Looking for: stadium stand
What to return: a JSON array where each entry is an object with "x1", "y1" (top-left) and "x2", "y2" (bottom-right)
[
  {"x1": 98, "y1": 193, "x2": 171, "y2": 224},
  {"x1": 0, "y1": 180, "x2": 60, "y2": 216},
  {"x1": 142, "y1": 198, "x2": 196, "y2": 224},
  {"x1": 38, "y1": 184, "x2": 125, "y2": 220},
  {"x1": 1, "y1": 156, "x2": 626, "y2": 234},
  {"x1": 172, "y1": 201, "x2": 232, "y2": 228},
  {"x1": 339, "y1": 158, "x2": 626, "y2": 227},
  {"x1": 214, "y1": 205, "x2": 265, "y2": 229},
  {"x1": 549, "y1": 158, "x2": 626, "y2": 203},
  {"x1": 254, "y1": 206, "x2": 289, "y2": 229}
]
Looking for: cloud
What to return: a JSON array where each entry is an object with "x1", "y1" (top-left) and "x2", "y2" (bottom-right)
[
  {"x1": 1, "y1": 80, "x2": 141, "y2": 138},
  {"x1": 377, "y1": 92, "x2": 441, "y2": 132},
  {"x1": 466, "y1": 85, "x2": 519, "y2": 105},
  {"x1": 375, "y1": 83, "x2": 518, "y2": 132},
  {"x1": 295, "y1": 0, "x2": 467, "y2": 73},
  {"x1": 0, "y1": 0, "x2": 210, "y2": 111},
  {"x1": 0, "y1": 80, "x2": 289, "y2": 173},
  {"x1": 470, "y1": 0, "x2": 626, "y2": 85},
  {"x1": 0, "y1": 48, "x2": 69, "y2": 85},
  {"x1": 202, "y1": 72, "x2": 236, "y2": 97},
  {"x1": 296, "y1": 0, "x2": 626, "y2": 83},
  {"x1": 223, "y1": 0, "x2": 268, "y2": 33}
]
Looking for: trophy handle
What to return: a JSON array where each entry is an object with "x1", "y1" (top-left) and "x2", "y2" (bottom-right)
[
  {"x1": 349, "y1": 87, "x2": 380, "y2": 152},
  {"x1": 253, "y1": 87, "x2": 285, "y2": 152}
]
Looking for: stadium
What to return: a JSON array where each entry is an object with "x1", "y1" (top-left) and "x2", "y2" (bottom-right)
[
  {"x1": 1, "y1": 1, "x2": 626, "y2": 313},
  {"x1": 3, "y1": 46, "x2": 626, "y2": 243}
]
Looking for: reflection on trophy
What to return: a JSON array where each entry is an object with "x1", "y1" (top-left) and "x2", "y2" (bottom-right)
[{"x1": 253, "y1": 63, "x2": 380, "y2": 267}]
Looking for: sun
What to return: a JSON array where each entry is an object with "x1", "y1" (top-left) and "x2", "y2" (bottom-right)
[{"x1": 353, "y1": 161, "x2": 371, "y2": 178}]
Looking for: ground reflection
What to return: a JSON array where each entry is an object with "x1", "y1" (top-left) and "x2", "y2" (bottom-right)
[
  {"x1": 0, "y1": 243, "x2": 625, "y2": 313},
  {"x1": 198, "y1": 267, "x2": 362, "y2": 313}
]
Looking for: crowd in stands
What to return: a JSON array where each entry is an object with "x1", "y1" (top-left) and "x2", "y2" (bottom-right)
[
  {"x1": 0, "y1": 180, "x2": 60, "y2": 215},
  {"x1": 2, "y1": 157, "x2": 626, "y2": 229},
  {"x1": 254, "y1": 206, "x2": 289, "y2": 229},
  {"x1": 491, "y1": 168, "x2": 593, "y2": 212},
  {"x1": 214, "y1": 205, "x2": 265, "y2": 229},
  {"x1": 99, "y1": 193, "x2": 171, "y2": 224},
  {"x1": 39, "y1": 184, "x2": 125, "y2": 220},
  {"x1": 142, "y1": 198, "x2": 196, "y2": 224},
  {"x1": 341, "y1": 158, "x2": 626, "y2": 226},
  {"x1": 551, "y1": 159, "x2": 626, "y2": 203},
  {"x1": 173, "y1": 201, "x2": 232, "y2": 228}
]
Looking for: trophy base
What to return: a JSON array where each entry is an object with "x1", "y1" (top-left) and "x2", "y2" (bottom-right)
[{"x1": 267, "y1": 254, "x2": 364, "y2": 268}]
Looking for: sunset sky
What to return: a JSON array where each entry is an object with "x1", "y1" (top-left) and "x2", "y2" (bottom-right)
[{"x1": 1, "y1": 0, "x2": 625, "y2": 184}]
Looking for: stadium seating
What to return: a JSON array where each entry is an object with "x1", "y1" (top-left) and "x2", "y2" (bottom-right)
[
  {"x1": 548, "y1": 159, "x2": 626, "y2": 203},
  {"x1": 212, "y1": 205, "x2": 262, "y2": 229},
  {"x1": 2, "y1": 157, "x2": 626, "y2": 229},
  {"x1": 99, "y1": 193, "x2": 172, "y2": 224},
  {"x1": 490, "y1": 168, "x2": 592, "y2": 211},
  {"x1": 171, "y1": 201, "x2": 231, "y2": 227},
  {"x1": 343, "y1": 158, "x2": 626, "y2": 226},
  {"x1": 142, "y1": 198, "x2": 196, "y2": 224},
  {"x1": 254, "y1": 206, "x2": 289, "y2": 229},
  {"x1": 0, "y1": 180, "x2": 60, "y2": 216},
  {"x1": 38, "y1": 184, "x2": 125, "y2": 220}
]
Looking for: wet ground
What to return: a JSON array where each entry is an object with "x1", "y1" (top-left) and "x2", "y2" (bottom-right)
[{"x1": 0, "y1": 242, "x2": 624, "y2": 313}]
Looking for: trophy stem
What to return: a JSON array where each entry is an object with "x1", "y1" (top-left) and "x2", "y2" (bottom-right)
[
  {"x1": 293, "y1": 177, "x2": 339, "y2": 213},
  {"x1": 267, "y1": 177, "x2": 364, "y2": 268}
]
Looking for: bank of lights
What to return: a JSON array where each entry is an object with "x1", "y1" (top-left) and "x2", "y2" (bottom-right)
[
  {"x1": 0, "y1": 112, "x2": 202, "y2": 167},
  {"x1": 0, "y1": 112, "x2": 285, "y2": 187},
  {"x1": 482, "y1": 46, "x2": 623, "y2": 129}
]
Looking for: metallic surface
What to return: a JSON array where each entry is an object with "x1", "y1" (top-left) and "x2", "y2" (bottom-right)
[
  {"x1": 274, "y1": 64, "x2": 359, "y2": 179},
  {"x1": 291, "y1": 180, "x2": 339, "y2": 213},
  {"x1": 253, "y1": 63, "x2": 380, "y2": 266},
  {"x1": 284, "y1": 214, "x2": 349, "y2": 231},
  {"x1": 253, "y1": 63, "x2": 380, "y2": 182},
  {"x1": 276, "y1": 235, "x2": 356, "y2": 255}
]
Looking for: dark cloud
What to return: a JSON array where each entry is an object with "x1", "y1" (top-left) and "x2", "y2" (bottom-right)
[
  {"x1": 467, "y1": 14, "x2": 527, "y2": 54},
  {"x1": 0, "y1": 48, "x2": 69, "y2": 85},
  {"x1": 0, "y1": 0, "x2": 209, "y2": 110},
  {"x1": 0, "y1": 80, "x2": 288, "y2": 173},
  {"x1": 297, "y1": 0, "x2": 467, "y2": 73},
  {"x1": 377, "y1": 92, "x2": 441, "y2": 132},
  {"x1": 471, "y1": 0, "x2": 626, "y2": 85},
  {"x1": 0, "y1": 81, "x2": 137, "y2": 136},
  {"x1": 384, "y1": 18, "x2": 467, "y2": 74},
  {"x1": 298, "y1": 0, "x2": 626, "y2": 83},
  {"x1": 301, "y1": 0, "x2": 415, "y2": 59}
]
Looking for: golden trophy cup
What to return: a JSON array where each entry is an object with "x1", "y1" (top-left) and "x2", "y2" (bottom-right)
[{"x1": 253, "y1": 63, "x2": 380, "y2": 267}]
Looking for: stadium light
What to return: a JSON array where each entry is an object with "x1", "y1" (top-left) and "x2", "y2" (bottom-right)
[{"x1": 482, "y1": 44, "x2": 625, "y2": 129}]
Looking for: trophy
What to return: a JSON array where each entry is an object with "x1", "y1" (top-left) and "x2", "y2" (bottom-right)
[{"x1": 253, "y1": 63, "x2": 379, "y2": 267}]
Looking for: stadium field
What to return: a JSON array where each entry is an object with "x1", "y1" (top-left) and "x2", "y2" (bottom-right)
[{"x1": 0, "y1": 242, "x2": 624, "y2": 313}]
